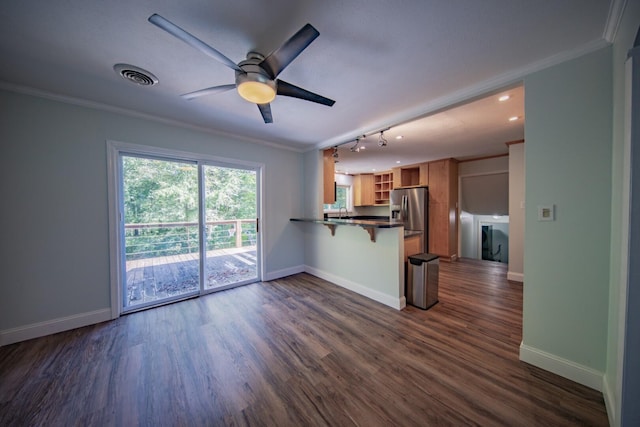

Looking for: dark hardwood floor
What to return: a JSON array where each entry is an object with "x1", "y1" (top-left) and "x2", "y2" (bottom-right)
[{"x1": 0, "y1": 259, "x2": 608, "y2": 426}]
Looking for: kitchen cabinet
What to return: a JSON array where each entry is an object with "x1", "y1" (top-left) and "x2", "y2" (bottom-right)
[
  {"x1": 374, "y1": 171, "x2": 393, "y2": 205},
  {"x1": 419, "y1": 163, "x2": 429, "y2": 186},
  {"x1": 323, "y1": 148, "x2": 335, "y2": 204},
  {"x1": 403, "y1": 234, "x2": 423, "y2": 296},
  {"x1": 401, "y1": 167, "x2": 420, "y2": 187},
  {"x1": 394, "y1": 163, "x2": 429, "y2": 187},
  {"x1": 354, "y1": 174, "x2": 375, "y2": 206},
  {"x1": 404, "y1": 235, "x2": 422, "y2": 262},
  {"x1": 392, "y1": 167, "x2": 402, "y2": 188},
  {"x1": 428, "y1": 158, "x2": 458, "y2": 261}
]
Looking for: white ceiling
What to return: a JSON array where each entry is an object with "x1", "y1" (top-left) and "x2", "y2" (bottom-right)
[
  {"x1": 0, "y1": 1, "x2": 616, "y2": 168},
  {"x1": 335, "y1": 85, "x2": 524, "y2": 173}
]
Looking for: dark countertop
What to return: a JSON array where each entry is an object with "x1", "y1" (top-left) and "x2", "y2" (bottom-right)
[{"x1": 290, "y1": 217, "x2": 404, "y2": 229}]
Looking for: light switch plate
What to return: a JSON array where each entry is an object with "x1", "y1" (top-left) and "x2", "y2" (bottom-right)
[{"x1": 538, "y1": 205, "x2": 555, "y2": 221}]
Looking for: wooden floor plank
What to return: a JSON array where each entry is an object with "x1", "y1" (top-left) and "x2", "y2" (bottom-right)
[{"x1": 0, "y1": 259, "x2": 608, "y2": 426}]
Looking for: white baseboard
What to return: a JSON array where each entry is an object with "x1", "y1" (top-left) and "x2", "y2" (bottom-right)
[
  {"x1": 0, "y1": 308, "x2": 112, "y2": 347},
  {"x1": 263, "y1": 265, "x2": 305, "y2": 281},
  {"x1": 507, "y1": 271, "x2": 524, "y2": 282},
  {"x1": 602, "y1": 374, "x2": 617, "y2": 427},
  {"x1": 519, "y1": 342, "x2": 603, "y2": 391},
  {"x1": 304, "y1": 265, "x2": 404, "y2": 310}
]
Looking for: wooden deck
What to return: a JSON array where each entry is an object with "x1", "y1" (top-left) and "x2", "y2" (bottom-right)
[
  {"x1": 126, "y1": 246, "x2": 257, "y2": 306},
  {"x1": 0, "y1": 259, "x2": 608, "y2": 426}
]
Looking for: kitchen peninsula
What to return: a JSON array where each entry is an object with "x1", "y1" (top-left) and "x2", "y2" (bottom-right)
[
  {"x1": 290, "y1": 217, "x2": 409, "y2": 310},
  {"x1": 290, "y1": 217, "x2": 403, "y2": 242}
]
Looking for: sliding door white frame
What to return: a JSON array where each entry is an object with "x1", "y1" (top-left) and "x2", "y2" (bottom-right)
[{"x1": 106, "y1": 140, "x2": 264, "y2": 318}]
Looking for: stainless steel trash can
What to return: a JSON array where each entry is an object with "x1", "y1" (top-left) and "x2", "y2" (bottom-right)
[{"x1": 407, "y1": 253, "x2": 439, "y2": 309}]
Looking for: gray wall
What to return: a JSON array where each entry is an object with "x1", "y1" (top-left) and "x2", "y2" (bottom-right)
[
  {"x1": 0, "y1": 89, "x2": 305, "y2": 332},
  {"x1": 523, "y1": 46, "x2": 612, "y2": 372}
]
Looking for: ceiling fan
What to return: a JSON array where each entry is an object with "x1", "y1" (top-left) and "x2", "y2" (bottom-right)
[{"x1": 148, "y1": 14, "x2": 335, "y2": 123}]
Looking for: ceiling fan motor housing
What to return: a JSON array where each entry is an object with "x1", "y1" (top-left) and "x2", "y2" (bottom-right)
[{"x1": 235, "y1": 53, "x2": 277, "y2": 104}]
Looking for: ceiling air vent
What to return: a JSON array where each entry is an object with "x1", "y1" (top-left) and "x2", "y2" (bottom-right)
[{"x1": 113, "y1": 64, "x2": 158, "y2": 86}]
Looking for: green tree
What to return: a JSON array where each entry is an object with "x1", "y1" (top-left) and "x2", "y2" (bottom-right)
[
  {"x1": 205, "y1": 166, "x2": 256, "y2": 221},
  {"x1": 123, "y1": 156, "x2": 198, "y2": 223}
]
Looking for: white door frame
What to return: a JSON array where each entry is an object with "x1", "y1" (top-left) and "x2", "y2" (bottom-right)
[
  {"x1": 106, "y1": 140, "x2": 264, "y2": 319},
  {"x1": 619, "y1": 39, "x2": 640, "y2": 426}
]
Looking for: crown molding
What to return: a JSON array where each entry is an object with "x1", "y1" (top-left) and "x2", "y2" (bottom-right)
[
  {"x1": 603, "y1": 0, "x2": 628, "y2": 43},
  {"x1": 315, "y1": 37, "x2": 611, "y2": 152},
  {"x1": 0, "y1": 81, "x2": 307, "y2": 153}
]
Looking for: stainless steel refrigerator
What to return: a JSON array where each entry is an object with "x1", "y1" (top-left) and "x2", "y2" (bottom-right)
[{"x1": 389, "y1": 186, "x2": 429, "y2": 253}]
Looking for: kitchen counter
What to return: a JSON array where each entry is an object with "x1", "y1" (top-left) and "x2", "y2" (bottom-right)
[
  {"x1": 290, "y1": 217, "x2": 404, "y2": 228},
  {"x1": 290, "y1": 217, "x2": 403, "y2": 242}
]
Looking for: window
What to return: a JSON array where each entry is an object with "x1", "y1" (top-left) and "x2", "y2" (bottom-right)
[{"x1": 324, "y1": 185, "x2": 352, "y2": 212}]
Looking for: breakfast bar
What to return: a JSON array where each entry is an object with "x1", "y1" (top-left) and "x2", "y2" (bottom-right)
[
  {"x1": 289, "y1": 217, "x2": 403, "y2": 242},
  {"x1": 290, "y1": 217, "x2": 407, "y2": 309}
]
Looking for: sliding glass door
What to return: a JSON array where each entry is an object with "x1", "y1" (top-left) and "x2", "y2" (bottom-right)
[
  {"x1": 203, "y1": 165, "x2": 258, "y2": 290},
  {"x1": 118, "y1": 151, "x2": 260, "y2": 313},
  {"x1": 121, "y1": 155, "x2": 200, "y2": 310}
]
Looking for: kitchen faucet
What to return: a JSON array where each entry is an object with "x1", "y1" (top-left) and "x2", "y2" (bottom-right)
[{"x1": 338, "y1": 206, "x2": 348, "y2": 219}]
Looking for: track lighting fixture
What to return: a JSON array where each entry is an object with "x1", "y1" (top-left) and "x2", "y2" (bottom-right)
[
  {"x1": 332, "y1": 128, "x2": 390, "y2": 151},
  {"x1": 332, "y1": 146, "x2": 339, "y2": 163},
  {"x1": 378, "y1": 131, "x2": 388, "y2": 147},
  {"x1": 350, "y1": 138, "x2": 361, "y2": 152}
]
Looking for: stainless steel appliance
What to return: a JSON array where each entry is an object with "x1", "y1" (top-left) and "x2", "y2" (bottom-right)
[{"x1": 389, "y1": 186, "x2": 429, "y2": 253}]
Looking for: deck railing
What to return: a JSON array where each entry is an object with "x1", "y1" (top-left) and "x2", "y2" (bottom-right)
[{"x1": 125, "y1": 219, "x2": 256, "y2": 261}]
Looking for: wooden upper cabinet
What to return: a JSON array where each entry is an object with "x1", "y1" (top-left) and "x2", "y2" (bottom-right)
[
  {"x1": 394, "y1": 162, "x2": 429, "y2": 187},
  {"x1": 392, "y1": 167, "x2": 402, "y2": 188},
  {"x1": 354, "y1": 174, "x2": 375, "y2": 206},
  {"x1": 401, "y1": 167, "x2": 420, "y2": 187},
  {"x1": 374, "y1": 171, "x2": 393, "y2": 204},
  {"x1": 323, "y1": 149, "x2": 335, "y2": 204},
  {"x1": 419, "y1": 163, "x2": 429, "y2": 186}
]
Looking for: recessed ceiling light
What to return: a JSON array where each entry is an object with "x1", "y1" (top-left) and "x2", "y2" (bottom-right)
[
  {"x1": 395, "y1": 135, "x2": 403, "y2": 140},
  {"x1": 396, "y1": 161, "x2": 401, "y2": 164},
  {"x1": 360, "y1": 146, "x2": 366, "y2": 150},
  {"x1": 372, "y1": 168, "x2": 377, "y2": 171},
  {"x1": 499, "y1": 95, "x2": 511, "y2": 102},
  {"x1": 508, "y1": 116, "x2": 520, "y2": 122}
]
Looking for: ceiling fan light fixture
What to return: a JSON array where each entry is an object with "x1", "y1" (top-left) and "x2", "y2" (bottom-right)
[{"x1": 236, "y1": 71, "x2": 276, "y2": 104}]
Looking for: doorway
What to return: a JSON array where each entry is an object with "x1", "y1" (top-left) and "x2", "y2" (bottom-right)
[
  {"x1": 108, "y1": 142, "x2": 261, "y2": 314},
  {"x1": 458, "y1": 170, "x2": 510, "y2": 263}
]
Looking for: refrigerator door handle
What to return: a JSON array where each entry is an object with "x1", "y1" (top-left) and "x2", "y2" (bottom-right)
[{"x1": 402, "y1": 195, "x2": 408, "y2": 220}]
